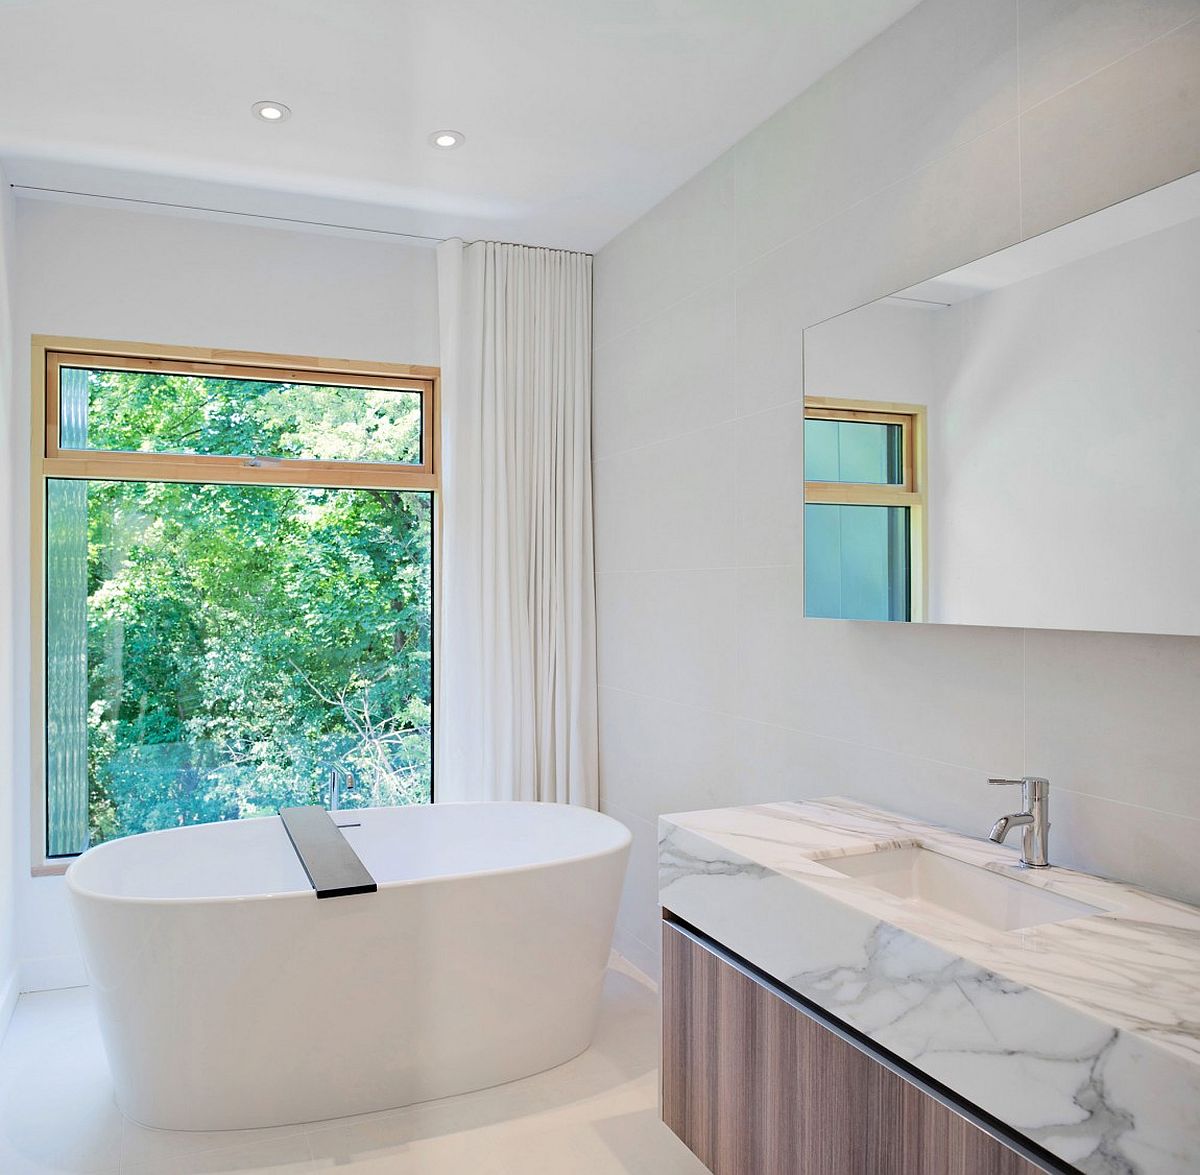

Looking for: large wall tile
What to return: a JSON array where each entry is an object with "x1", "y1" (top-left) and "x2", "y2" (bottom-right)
[
  {"x1": 816, "y1": 119, "x2": 1022, "y2": 311},
  {"x1": 733, "y1": 718, "x2": 1006, "y2": 831},
  {"x1": 598, "y1": 688, "x2": 737, "y2": 822},
  {"x1": 593, "y1": 152, "x2": 736, "y2": 346},
  {"x1": 735, "y1": 0, "x2": 1018, "y2": 266},
  {"x1": 732, "y1": 236, "x2": 814, "y2": 418},
  {"x1": 1050, "y1": 789, "x2": 1200, "y2": 904},
  {"x1": 602, "y1": 695, "x2": 1003, "y2": 843},
  {"x1": 1024, "y1": 628, "x2": 1200, "y2": 818},
  {"x1": 596, "y1": 569, "x2": 738, "y2": 713},
  {"x1": 733, "y1": 402, "x2": 805, "y2": 568},
  {"x1": 1021, "y1": 16, "x2": 1200, "y2": 238},
  {"x1": 593, "y1": 423, "x2": 737, "y2": 573},
  {"x1": 736, "y1": 565, "x2": 1024, "y2": 772},
  {"x1": 1019, "y1": 0, "x2": 1200, "y2": 112},
  {"x1": 592, "y1": 283, "x2": 736, "y2": 460},
  {"x1": 736, "y1": 120, "x2": 1020, "y2": 417}
]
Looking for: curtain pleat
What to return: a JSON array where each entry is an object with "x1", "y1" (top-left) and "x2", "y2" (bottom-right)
[{"x1": 435, "y1": 240, "x2": 597, "y2": 807}]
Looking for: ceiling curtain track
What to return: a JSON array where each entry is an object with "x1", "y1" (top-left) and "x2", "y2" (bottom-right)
[{"x1": 435, "y1": 239, "x2": 597, "y2": 808}]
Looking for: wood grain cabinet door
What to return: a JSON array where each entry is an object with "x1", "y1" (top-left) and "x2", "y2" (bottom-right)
[{"x1": 661, "y1": 919, "x2": 1053, "y2": 1175}]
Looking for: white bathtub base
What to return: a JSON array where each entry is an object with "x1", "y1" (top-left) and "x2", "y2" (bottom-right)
[
  {"x1": 68, "y1": 803, "x2": 630, "y2": 1131},
  {"x1": 112, "y1": 963, "x2": 602, "y2": 1131}
]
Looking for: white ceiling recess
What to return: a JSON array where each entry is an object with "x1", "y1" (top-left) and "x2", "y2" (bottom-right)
[{"x1": 0, "y1": 0, "x2": 922, "y2": 252}]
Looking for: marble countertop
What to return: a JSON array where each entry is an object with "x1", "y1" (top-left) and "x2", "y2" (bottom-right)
[{"x1": 658, "y1": 797, "x2": 1200, "y2": 1175}]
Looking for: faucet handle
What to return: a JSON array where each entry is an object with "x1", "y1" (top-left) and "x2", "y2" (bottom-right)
[{"x1": 987, "y1": 776, "x2": 1050, "y2": 809}]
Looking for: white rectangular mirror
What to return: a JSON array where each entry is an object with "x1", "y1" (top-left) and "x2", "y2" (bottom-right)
[{"x1": 802, "y1": 170, "x2": 1200, "y2": 636}]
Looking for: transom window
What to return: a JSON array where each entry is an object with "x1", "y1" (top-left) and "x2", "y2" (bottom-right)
[
  {"x1": 804, "y1": 398, "x2": 926, "y2": 622},
  {"x1": 34, "y1": 340, "x2": 438, "y2": 868}
]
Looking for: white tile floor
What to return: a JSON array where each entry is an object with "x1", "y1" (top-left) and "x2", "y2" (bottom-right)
[{"x1": 0, "y1": 959, "x2": 707, "y2": 1175}]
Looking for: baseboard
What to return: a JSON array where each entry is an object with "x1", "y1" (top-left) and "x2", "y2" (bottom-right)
[{"x1": 21, "y1": 953, "x2": 88, "y2": 993}]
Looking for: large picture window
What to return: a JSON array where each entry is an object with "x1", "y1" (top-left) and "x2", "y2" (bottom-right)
[{"x1": 33, "y1": 340, "x2": 438, "y2": 867}]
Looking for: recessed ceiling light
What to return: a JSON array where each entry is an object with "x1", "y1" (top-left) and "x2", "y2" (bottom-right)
[
  {"x1": 252, "y1": 101, "x2": 291, "y2": 123},
  {"x1": 429, "y1": 130, "x2": 465, "y2": 150}
]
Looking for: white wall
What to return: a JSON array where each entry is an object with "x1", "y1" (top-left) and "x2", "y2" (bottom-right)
[
  {"x1": 593, "y1": 0, "x2": 1200, "y2": 978},
  {"x1": 804, "y1": 298, "x2": 941, "y2": 408},
  {"x1": 0, "y1": 164, "x2": 20, "y2": 1033},
  {"x1": 10, "y1": 198, "x2": 440, "y2": 988}
]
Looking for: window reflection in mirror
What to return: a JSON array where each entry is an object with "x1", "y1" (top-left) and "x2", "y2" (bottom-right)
[{"x1": 803, "y1": 401, "x2": 925, "y2": 622}]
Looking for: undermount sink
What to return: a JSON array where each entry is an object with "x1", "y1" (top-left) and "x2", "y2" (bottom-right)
[{"x1": 824, "y1": 846, "x2": 1105, "y2": 932}]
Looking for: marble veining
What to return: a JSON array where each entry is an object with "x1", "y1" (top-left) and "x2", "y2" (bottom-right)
[{"x1": 659, "y1": 798, "x2": 1200, "y2": 1175}]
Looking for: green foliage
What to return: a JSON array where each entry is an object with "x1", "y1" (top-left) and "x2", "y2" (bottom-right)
[
  {"x1": 78, "y1": 369, "x2": 422, "y2": 464},
  {"x1": 78, "y1": 371, "x2": 431, "y2": 844}
]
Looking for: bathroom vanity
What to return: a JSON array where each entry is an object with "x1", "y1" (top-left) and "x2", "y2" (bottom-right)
[{"x1": 658, "y1": 799, "x2": 1200, "y2": 1175}]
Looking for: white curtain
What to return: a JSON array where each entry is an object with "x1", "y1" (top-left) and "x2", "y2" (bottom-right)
[{"x1": 435, "y1": 239, "x2": 597, "y2": 807}]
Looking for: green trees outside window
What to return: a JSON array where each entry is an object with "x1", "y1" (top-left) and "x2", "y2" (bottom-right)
[{"x1": 44, "y1": 359, "x2": 434, "y2": 855}]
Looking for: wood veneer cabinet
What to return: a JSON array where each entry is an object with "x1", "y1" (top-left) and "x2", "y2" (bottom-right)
[{"x1": 661, "y1": 919, "x2": 1059, "y2": 1175}]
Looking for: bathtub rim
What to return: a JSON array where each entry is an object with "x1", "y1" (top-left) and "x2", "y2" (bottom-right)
[{"x1": 65, "y1": 800, "x2": 632, "y2": 908}]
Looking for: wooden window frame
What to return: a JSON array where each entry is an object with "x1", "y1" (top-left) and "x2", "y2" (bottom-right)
[
  {"x1": 42, "y1": 343, "x2": 438, "y2": 490},
  {"x1": 803, "y1": 396, "x2": 928, "y2": 622},
  {"x1": 30, "y1": 335, "x2": 441, "y2": 875}
]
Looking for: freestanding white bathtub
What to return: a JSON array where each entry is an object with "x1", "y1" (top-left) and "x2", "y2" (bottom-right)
[{"x1": 66, "y1": 801, "x2": 631, "y2": 1131}]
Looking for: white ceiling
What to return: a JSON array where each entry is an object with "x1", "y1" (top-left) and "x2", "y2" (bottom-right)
[{"x1": 0, "y1": 0, "x2": 921, "y2": 252}]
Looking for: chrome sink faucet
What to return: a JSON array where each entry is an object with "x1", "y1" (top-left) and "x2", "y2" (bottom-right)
[{"x1": 987, "y1": 776, "x2": 1050, "y2": 867}]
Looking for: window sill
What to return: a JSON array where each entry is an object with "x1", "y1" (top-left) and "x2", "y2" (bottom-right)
[{"x1": 32, "y1": 861, "x2": 71, "y2": 878}]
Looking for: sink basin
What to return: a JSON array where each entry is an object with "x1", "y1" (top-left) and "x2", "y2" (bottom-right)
[{"x1": 824, "y1": 846, "x2": 1105, "y2": 932}]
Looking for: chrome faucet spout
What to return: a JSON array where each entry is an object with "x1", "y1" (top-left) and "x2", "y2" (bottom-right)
[
  {"x1": 985, "y1": 777, "x2": 1050, "y2": 867},
  {"x1": 988, "y1": 812, "x2": 1033, "y2": 844}
]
